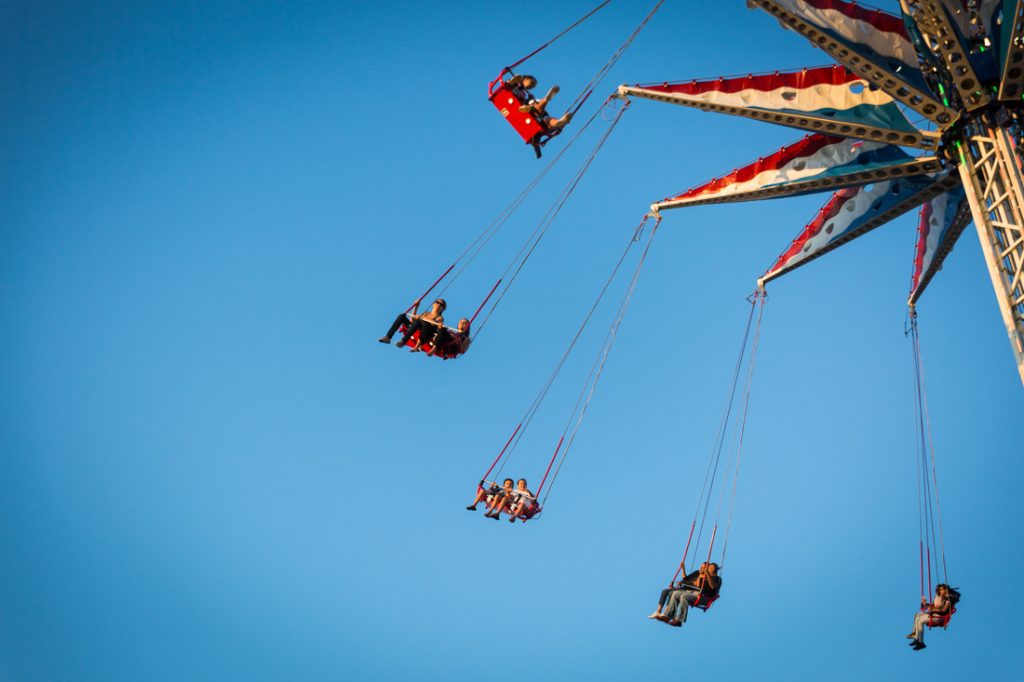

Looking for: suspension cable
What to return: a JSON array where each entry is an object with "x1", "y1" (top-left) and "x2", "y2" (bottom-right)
[
  {"x1": 669, "y1": 293, "x2": 761, "y2": 583},
  {"x1": 507, "y1": 0, "x2": 613, "y2": 71},
  {"x1": 567, "y1": 0, "x2": 666, "y2": 115},
  {"x1": 539, "y1": 215, "x2": 661, "y2": 504},
  {"x1": 474, "y1": 96, "x2": 629, "y2": 339},
  {"x1": 432, "y1": 96, "x2": 609, "y2": 303},
  {"x1": 489, "y1": 212, "x2": 650, "y2": 481}
]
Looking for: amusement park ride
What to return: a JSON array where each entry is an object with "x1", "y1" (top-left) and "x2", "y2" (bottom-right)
[{"x1": 618, "y1": 0, "x2": 1024, "y2": 387}]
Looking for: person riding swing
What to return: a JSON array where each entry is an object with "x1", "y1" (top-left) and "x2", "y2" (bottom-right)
[
  {"x1": 503, "y1": 74, "x2": 573, "y2": 158},
  {"x1": 649, "y1": 561, "x2": 722, "y2": 627},
  {"x1": 378, "y1": 298, "x2": 446, "y2": 351}
]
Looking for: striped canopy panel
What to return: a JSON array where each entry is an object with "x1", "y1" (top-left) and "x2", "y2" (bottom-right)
[
  {"x1": 760, "y1": 172, "x2": 959, "y2": 285},
  {"x1": 620, "y1": 65, "x2": 930, "y2": 148},
  {"x1": 763, "y1": 0, "x2": 930, "y2": 92},
  {"x1": 909, "y1": 188, "x2": 971, "y2": 304},
  {"x1": 652, "y1": 134, "x2": 938, "y2": 210}
]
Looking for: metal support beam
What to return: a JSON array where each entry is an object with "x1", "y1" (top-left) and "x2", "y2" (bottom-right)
[
  {"x1": 909, "y1": 0, "x2": 992, "y2": 110},
  {"x1": 956, "y1": 123, "x2": 1024, "y2": 385}
]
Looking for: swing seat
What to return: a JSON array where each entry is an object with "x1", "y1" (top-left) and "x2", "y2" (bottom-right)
[
  {"x1": 488, "y1": 72, "x2": 551, "y2": 144},
  {"x1": 690, "y1": 593, "x2": 719, "y2": 612},
  {"x1": 922, "y1": 606, "x2": 956, "y2": 629},
  {"x1": 396, "y1": 323, "x2": 466, "y2": 360},
  {"x1": 514, "y1": 500, "x2": 542, "y2": 522}
]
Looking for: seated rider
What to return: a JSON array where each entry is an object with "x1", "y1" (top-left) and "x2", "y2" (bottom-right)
[
  {"x1": 505, "y1": 478, "x2": 537, "y2": 523},
  {"x1": 504, "y1": 74, "x2": 573, "y2": 158},
  {"x1": 906, "y1": 583, "x2": 959, "y2": 650},
  {"x1": 652, "y1": 562, "x2": 721, "y2": 627},
  {"x1": 427, "y1": 318, "x2": 472, "y2": 358},
  {"x1": 466, "y1": 478, "x2": 513, "y2": 513},
  {"x1": 378, "y1": 298, "x2": 446, "y2": 350},
  {"x1": 483, "y1": 478, "x2": 516, "y2": 520}
]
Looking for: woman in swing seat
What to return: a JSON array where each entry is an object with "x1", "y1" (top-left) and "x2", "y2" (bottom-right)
[
  {"x1": 505, "y1": 74, "x2": 573, "y2": 158},
  {"x1": 427, "y1": 318, "x2": 472, "y2": 358},
  {"x1": 906, "y1": 583, "x2": 959, "y2": 650},
  {"x1": 505, "y1": 478, "x2": 537, "y2": 523}
]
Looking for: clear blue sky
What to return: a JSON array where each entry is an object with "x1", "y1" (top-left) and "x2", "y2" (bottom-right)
[{"x1": 2, "y1": 2, "x2": 1021, "y2": 680}]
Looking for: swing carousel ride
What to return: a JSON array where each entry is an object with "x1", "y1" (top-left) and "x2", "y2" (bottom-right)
[{"x1": 381, "y1": 0, "x2": 1024, "y2": 649}]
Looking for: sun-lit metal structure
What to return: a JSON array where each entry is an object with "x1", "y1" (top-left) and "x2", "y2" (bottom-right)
[{"x1": 619, "y1": 0, "x2": 1024, "y2": 386}]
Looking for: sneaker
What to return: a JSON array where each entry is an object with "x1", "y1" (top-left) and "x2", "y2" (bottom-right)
[
  {"x1": 466, "y1": 505, "x2": 477, "y2": 511},
  {"x1": 377, "y1": 336, "x2": 391, "y2": 344},
  {"x1": 395, "y1": 337, "x2": 408, "y2": 347},
  {"x1": 912, "y1": 642, "x2": 926, "y2": 650},
  {"x1": 508, "y1": 516, "x2": 516, "y2": 523}
]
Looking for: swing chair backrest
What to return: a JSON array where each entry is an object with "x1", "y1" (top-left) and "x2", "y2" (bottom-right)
[
  {"x1": 690, "y1": 591, "x2": 719, "y2": 612},
  {"x1": 396, "y1": 322, "x2": 466, "y2": 360},
  {"x1": 922, "y1": 605, "x2": 956, "y2": 629},
  {"x1": 488, "y1": 72, "x2": 551, "y2": 143}
]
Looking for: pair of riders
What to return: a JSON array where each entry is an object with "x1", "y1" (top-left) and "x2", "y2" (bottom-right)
[
  {"x1": 648, "y1": 561, "x2": 721, "y2": 627},
  {"x1": 378, "y1": 298, "x2": 471, "y2": 358},
  {"x1": 906, "y1": 583, "x2": 961, "y2": 651},
  {"x1": 466, "y1": 477, "x2": 537, "y2": 523},
  {"x1": 504, "y1": 74, "x2": 573, "y2": 158}
]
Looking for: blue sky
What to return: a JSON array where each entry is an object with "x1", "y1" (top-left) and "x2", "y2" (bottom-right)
[{"x1": 2, "y1": 1, "x2": 1021, "y2": 680}]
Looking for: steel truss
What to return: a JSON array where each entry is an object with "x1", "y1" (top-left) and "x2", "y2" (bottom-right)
[{"x1": 957, "y1": 121, "x2": 1024, "y2": 384}]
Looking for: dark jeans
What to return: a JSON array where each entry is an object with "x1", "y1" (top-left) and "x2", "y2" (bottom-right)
[
  {"x1": 384, "y1": 313, "x2": 411, "y2": 340},
  {"x1": 401, "y1": 317, "x2": 439, "y2": 346},
  {"x1": 659, "y1": 587, "x2": 682, "y2": 607}
]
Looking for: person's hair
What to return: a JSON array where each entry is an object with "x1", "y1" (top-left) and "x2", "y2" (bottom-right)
[
  {"x1": 937, "y1": 584, "x2": 962, "y2": 605},
  {"x1": 522, "y1": 75, "x2": 537, "y2": 86},
  {"x1": 708, "y1": 563, "x2": 719, "y2": 571},
  {"x1": 517, "y1": 478, "x2": 527, "y2": 486},
  {"x1": 503, "y1": 478, "x2": 513, "y2": 485},
  {"x1": 434, "y1": 298, "x2": 446, "y2": 309}
]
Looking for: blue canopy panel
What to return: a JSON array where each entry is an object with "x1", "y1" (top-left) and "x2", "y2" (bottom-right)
[
  {"x1": 750, "y1": 0, "x2": 958, "y2": 126},
  {"x1": 618, "y1": 65, "x2": 936, "y2": 150},
  {"x1": 758, "y1": 170, "x2": 961, "y2": 286},
  {"x1": 909, "y1": 187, "x2": 972, "y2": 305},
  {"x1": 904, "y1": 0, "x2": 993, "y2": 111},
  {"x1": 651, "y1": 134, "x2": 942, "y2": 211},
  {"x1": 939, "y1": 0, "x2": 1000, "y2": 86},
  {"x1": 998, "y1": 0, "x2": 1024, "y2": 99}
]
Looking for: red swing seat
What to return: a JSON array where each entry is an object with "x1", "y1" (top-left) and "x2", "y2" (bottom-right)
[
  {"x1": 473, "y1": 481, "x2": 541, "y2": 522},
  {"x1": 514, "y1": 499, "x2": 542, "y2": 522},
  {"x1": 690, "y1": 592, "x2": 719, "y2": 612},
  {"x1": 396, "y1": 322, "x2": 466, "y2": 360},
  {"x1": 488, "y1": 71, "x2": 554, "y2": 145},
  {"x1": 922, "y1": 605, "x2": 956, "y2": 629}
]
